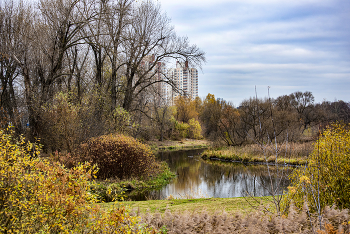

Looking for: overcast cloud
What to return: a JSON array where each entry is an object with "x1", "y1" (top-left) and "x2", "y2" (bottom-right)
[{"x1": 160, "y1": 0, "x2": 350, "y2": 105}]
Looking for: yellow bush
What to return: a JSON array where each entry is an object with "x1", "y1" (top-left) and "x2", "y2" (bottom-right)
[
  {"x1": 282, "y1": 123, "x2": 350, "y2": 213},
  {"x1": 188, "y1": 118, "x2": 203, "y2": 139},
  {"x1": 0, "y1": 128, "x2": 155, "y2": 233}
]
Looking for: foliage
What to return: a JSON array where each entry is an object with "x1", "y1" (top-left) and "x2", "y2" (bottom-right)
[
  {"x1": 0, "y1": 127, "x2": 154, "y2": 233},
  {"x1": 111, "y1": 107, "x2": 137, "y2": 135},
  {"x1": 89, "y1": 182, "x2": 126, "y2": 203},
  {"x1": 71, "y1": 134, "x2": 159, "y2": 180},
  {"x1": 171, "y1": 96, "x2": 204, "y2": 140},
  {"x1": 282, "y1": 123, "x2": 350, "y2": 213},
  {"x1": 39, "y1": 91, "x2": 120, "y2": 153},
  {"x1": 170, "y1": 116, "x2": 189, "y2": 140},
  {"x1": 188, "y1": 118, "x2": 203, "y2": 139},
  {"x1": 198, "y1": 91, "x2": 335, "y2": 147},
  {"x1": 90, "y1": 162, "x2": 175, "y2": 202},
  {"x1": 199, "y1": 93, "x2": 224, "y2": 143},
  {"x1": 40, "y1": 92, "x2": 82, "y2": 152},
  {"x1": 174, "y1": 96, "x2": 199, "y2": 123}
]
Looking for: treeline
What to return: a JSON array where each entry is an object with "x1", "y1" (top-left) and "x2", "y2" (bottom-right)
[
  {"x1": 194, "y1": 91, "x2": 350, "y2": 146},
  {"x1": 0, "y1": 0, "x2": 204, "y2": 151}
]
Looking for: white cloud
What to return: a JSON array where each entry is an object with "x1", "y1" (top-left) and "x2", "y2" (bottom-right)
[
  {"x1": 159, "y1": 0, "x2": 350, "y2": 103},
  {"x1": 160, "y1": 0, "x2": 334, "y2": 9}
]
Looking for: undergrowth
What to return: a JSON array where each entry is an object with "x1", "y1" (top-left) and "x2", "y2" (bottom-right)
[
  {"x1": 0, "y1": 127, "x2": 159, "y2": 233},
  {"x1": 90, "y1": 163, "x2": 176, "y2": 202}
]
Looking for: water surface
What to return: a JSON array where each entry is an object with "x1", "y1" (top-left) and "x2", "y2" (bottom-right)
[{"x1": 128, "y1": 149, "x2": 291, "y2": 200}]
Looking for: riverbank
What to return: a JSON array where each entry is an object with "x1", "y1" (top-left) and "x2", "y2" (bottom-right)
[
  {"x1": 146, "y1": 139, "x2": 209, "y2": 152},
  {"x1": 202, "y1": 153, "x2": 307, "y2": 166},
  {"x1": 101, "y1": 196, "x2": 275, "y2": 215},
  {"x1": 201, "y1": 143, "x2": 313, "y2": 166},
  {"x1": 90, "y1": 163, "x2": 176, "y2": 202}
]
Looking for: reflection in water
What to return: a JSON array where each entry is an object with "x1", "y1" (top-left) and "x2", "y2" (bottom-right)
[{"x1": 128, "y1": 149, "x2": 292, "y2": 201}]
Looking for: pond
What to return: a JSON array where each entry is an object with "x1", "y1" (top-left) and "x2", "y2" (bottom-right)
[{"x1": 128, "y1": 149, "x2": 292, "y2": 201}]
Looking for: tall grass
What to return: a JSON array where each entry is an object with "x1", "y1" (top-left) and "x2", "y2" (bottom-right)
[
  {"x1": 137, "y1": 203, "x2": 349, "y2": 233},
  {"x1": 202, "y1": 142, "x2": 313, "y2": 165}
]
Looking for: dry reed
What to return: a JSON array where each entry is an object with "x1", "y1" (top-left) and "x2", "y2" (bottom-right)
[
  {"x1": 134, "y1": 202, "x2": 349, "y2": 234},
  {"x1": 203, "y1": 142, "x2": 313, "y2": 165}
]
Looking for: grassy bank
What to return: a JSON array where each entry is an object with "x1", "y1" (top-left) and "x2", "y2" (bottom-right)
[
  {"x1": 202, "y1": 142, "x2": 313, "y2": 165},
  {"x1": 146, "y1": 139, "x2": 209, "y2": 152},
  {"x1": 90, "y1": 163, "x2": 176, "y2": 202},
  {"x1": 102, "y1": 196, "x2": 275, "y2": 215}
]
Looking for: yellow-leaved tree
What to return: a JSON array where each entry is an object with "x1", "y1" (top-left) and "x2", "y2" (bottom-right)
[
  {"x1": 188, "y1": 118, "x2": 203, "y2": 139},
  {"x1": 282, "y1": 123, "x2": 350, "y2": 213},
  {"x1": 0, "y1": 127, "x2": 155, "y2": 233}
]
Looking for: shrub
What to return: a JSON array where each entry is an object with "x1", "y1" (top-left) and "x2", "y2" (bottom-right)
[
  {"x1": 72, "y1": 134, "x2": 158, "y2": 180},
  {"x1": 89, "y1": 181, "x2": 127, "y2": 202},
  {"x1": 170, "y1": 116, "x2": 189, "y2": 140},
  {"x1": 282, "y1": 123, "x2": 350, "y2": 213},
  {"x1": 0, "y1": 127, "x2": 158, "y2": 233},
  {"x1": 40, "y1": 92, "x2": 82, "y2": 152},
  {"x1": 188, "y1": 118, "x2": 203, "y2": 139},
  {"x1": 109, "y1": 107, "x2": 137, "y2": 135}
]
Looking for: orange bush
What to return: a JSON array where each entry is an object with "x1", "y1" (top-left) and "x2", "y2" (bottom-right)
[{"x1": 71, "y1": 134, "x2": 158, "y2": 180}]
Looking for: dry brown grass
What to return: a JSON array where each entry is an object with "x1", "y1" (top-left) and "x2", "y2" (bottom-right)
[
  {"x1": 202, "y1": 142, "x2": 314, "y2": 165},
  {"x1": 136, "y1": 203, "x2": 349, "y2": 234},
  {"x1": 147, "y1": 139, "x2": 209, "y2": 151},
  {"x1": 239, "y1": 141, "x2": 313, "y2": 158}
]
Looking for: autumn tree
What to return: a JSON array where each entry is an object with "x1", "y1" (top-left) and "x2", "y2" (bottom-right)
[
  {"x1": 119, "y1": 1, "x2": 205, "y2": 112},
  {"x1": 0, "y1": 0, "x2": 207, "y2": 148},
  {"x1": 103, "y1": 0, "x2": 132, "y2": 111},
  {"x1": 174, "y1": 95, "x2": 198, "y2": 123},
  {"x1": 199, "y1": 94, "x2": 222, "y2": 140}
]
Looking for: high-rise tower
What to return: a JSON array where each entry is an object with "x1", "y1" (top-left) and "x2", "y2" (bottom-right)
[{"x1": 168, "y1": 61, "x2": 198, "y2": 102}]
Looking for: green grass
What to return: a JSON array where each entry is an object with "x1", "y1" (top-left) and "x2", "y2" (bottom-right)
[
  {"x1": 90, "y1": 164, "x2": 176, "y2": 202},
  {"x1": 101, "y1": 196, "x2": 276, "y2": 215}
]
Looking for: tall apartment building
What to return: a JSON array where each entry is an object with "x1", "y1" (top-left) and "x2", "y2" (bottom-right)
[
  {"x1": 139, "y1": 55, "x2": 172, "y2": 104},
  {"x1": 138, "y1": 57, "x2": 199, "y2": 106},
  {"x1": 168, "y1": 61, "x2": 198, "y2": 102}
]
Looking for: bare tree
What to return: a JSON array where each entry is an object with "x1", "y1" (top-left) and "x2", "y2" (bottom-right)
[
  {"x1": 289, "y1": 91, "x2": 316, "y2": 131},
  {"x1": 118, "y1": 1, "x2": 205, "y2": 112},
  {"x1": 9, "y1": 0, "x2": 95, "y2": 139},
  {"x1": 103, "y1": 0, "x2": 132, "y2": 111},
  {"x1": 0, "y1": 1, "x2": 32, "y2": 133},
  {"x1": 1, "y1": 0, "x2": 206, "y2": 147}
]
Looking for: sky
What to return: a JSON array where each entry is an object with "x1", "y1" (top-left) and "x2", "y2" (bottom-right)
[{"x1": 160, "y1": 0, "x2": 350, "y2": 106}]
